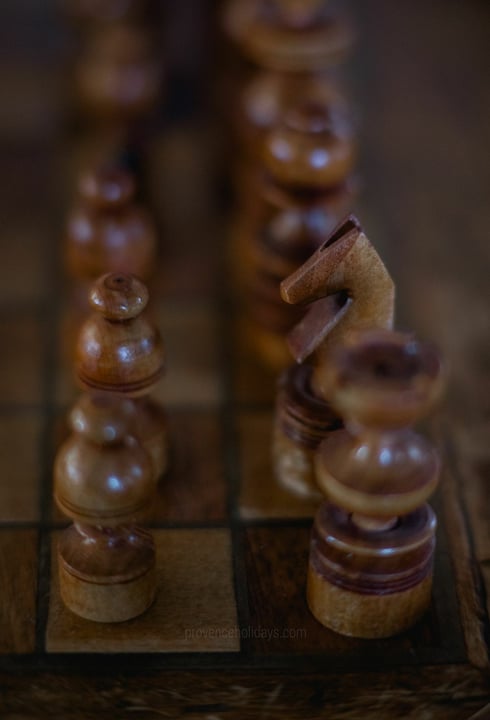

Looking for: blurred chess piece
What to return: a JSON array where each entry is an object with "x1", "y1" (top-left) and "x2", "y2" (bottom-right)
[
  {"x1": 224, "y1": 0, "x2": 353, "y2": 73},
  {"x1": 65, "y1": 163, "x2": 158, "y2": 297},
  {"x1": 307, "y1": 328, "x2": 445, "y2": 637},
  {"x1": 235, "y1": 91, "x2": 357, "y2": 370},
  {"x1": 273, "y1": 215, "x2": 394, "y2": 497}
]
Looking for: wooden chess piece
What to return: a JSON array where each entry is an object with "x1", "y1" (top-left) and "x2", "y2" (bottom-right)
[
  {"x1": 65, "y1": 164, "x2": 158, "y2": 292},
  {"x1": 76, "y1": 272, "x2": 167, "y2": 481},
  {"x1": 76, "y1": 22, "x2": 162, "y2": 124},
  {"x1": 273, "y1": 215, "x2": 394, "y2": 497},
  {"x1": 237, "y1": 94, "x2": 356, "y2": 370},
  {"x1": 54, "y1": 392, "x2": 156, "y2": 622},
  {"x1": 224, "y1": 0, "x2": 354, "y2": 73},
  {"x1": 307, "y1": 328, "x2": 445, "y2": 637}
]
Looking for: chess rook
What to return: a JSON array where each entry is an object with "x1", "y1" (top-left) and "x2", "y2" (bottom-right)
[
  {"x1": 273, "y1": 216, "x2": 394, "y2": 498},
  {"x1": 77, "y1": 272, "x2": 167, "y2": 480},
  {"x1": 307, "y1": 329, "x2": 445, "y2": 637},
  {"x1": 54, "y1": 393, "x2": 156, "y2": 622}
]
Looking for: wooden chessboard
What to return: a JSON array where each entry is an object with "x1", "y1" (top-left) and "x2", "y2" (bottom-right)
[{"x1": 0, "y1": 1, "x2": 489, "y2": 717}]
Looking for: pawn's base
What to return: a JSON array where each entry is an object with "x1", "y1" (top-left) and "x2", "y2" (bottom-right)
[
  {"x1": 307, "y1": 562, "x2": 432, "y2": 638},
  {"x1": 58, "y1": 524, "x2": 156, "y2": 623},
  {"x1": 59, "y1": 559, "x2": 156, "y2": 623}
]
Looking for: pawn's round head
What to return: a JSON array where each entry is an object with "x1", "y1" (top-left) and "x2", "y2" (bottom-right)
[
  {"x1": 326, "y1": 329, "x2": 445, "y2": 429},
  {"x1": 89, "y1": 272, "x2": 149, "y2": 320}
]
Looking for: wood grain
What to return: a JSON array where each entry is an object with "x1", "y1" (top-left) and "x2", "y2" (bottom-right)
[
  {"x1": 237, "y1": 409, "x2": 318, "y2": 519},
  {"x1": 0, "y1": 414, "x2": 42, "y2": 522},
  {"x1": 244, "y1": 524, "x2": 464, "y2": 662},
  {"x1": 0, "y1": 530, "x2": 37, "y2": 653},
  {"x1": 153, "y1": 409, "x2": 227, "y2": 522},
  {"x1": 46, "y1": 529, "x2": 239, "y2": 652},
  {"x1": 0, "y1": 665, "x2": 488, "y2": 719}
]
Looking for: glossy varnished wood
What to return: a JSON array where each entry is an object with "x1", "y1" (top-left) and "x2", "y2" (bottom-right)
[{"x1": 0, "y1": 0, "x2": 488, "y2": 716}]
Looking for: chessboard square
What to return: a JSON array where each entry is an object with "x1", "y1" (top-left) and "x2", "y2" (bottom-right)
[
  {"x1": 244, "y1": 526, "x2": 464, "y2": 663},
  {"x1": 0, "y1": 529, "x2": 38, "y2": 653},
  {"x1": 237, "y1": 410, "x2": 318, "y2": 519},
  {"x1": 148, "y1": 126, "x2": 220, "y2": 299},
  {"x1": 153, "y1": 409, "x2": 227, "y2": 523},
  {"x1": 0, "y1": 313, "x2": 46, "y2": 406},
  {"x1": 231, "y1": 315, "x2": 277, "y2": 407},
  {"x1": 0, "y1": 221, "x2": 48, "y2": 305},
  {"x1": 153, "y1": 301, "x2": 222, "y2": 407},
  {"x1": 0, "y1": 413, "x2": 42, "y2": 521},
  {"x1": 46, "y1": 529, "x2": 239, "y2": 653}
]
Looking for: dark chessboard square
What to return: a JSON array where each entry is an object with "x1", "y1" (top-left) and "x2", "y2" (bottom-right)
[
  {"x1": 237, "y1": 410, "x2": 318, "y2": 519},
  {"x1": 153, "y1": 409, "x2": 227, "y2": 523},
  {"x1": 0, "y1": 220, "x2": 48, "y2": 305},
  {"x1": 231, "y1": 316, "x2": 278, "y2": 407},
  {"x1": 148, "y1": 127, "x2": 220, "y2": 299},
  {"x1": 46, "y1": 529, "x2": 239, "y2": 653},
  {"x1": 0, "y1": 530, "x2": 37, "y2": 653},
  {"x1": 244, "y1": 526, "x2": 465, "y2": 665},
  {"x1": 0, "y1": 313, "x2": 46, "y2": 406},
  {"x1": 0, "y1": 413, "x2": 42, "y2": 521},
  {"x1": 154, "y1": 301, "x2": 222, "y2": 407}
]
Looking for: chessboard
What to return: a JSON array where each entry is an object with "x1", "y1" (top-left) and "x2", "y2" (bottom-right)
[{"x1": 0, "y1": 1, "x2": 489, "y2": 718}]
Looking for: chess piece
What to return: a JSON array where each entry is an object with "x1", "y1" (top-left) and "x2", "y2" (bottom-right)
[
  {"x1": 76, "y1": 272, "x2": 167, "y2": 480},
  {"x1": 273, "y1": 215, "x2": 394, "y2": 497},
  {"x1": 224, "y1": 0, "x2": 353, "y2": 72},
  {"x1": 65, "y1": 164, "x2": 158, "y2": 292},
  {"x1": 54, "y1": 393, "x2": 156, "y2": 622},
  {"x1": 307, "y1": 328, "x2": 445, "y2": 637},
  {"x1": 237, "y1": 94, "x2": 356, "y2": 369},
  {"x1": 76, "y1": 22, "x2": 162, "y2": 124}
]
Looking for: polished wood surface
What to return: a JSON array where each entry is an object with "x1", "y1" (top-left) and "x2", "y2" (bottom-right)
[{"x1": 0, "y1": 0, "x2": 488, "y2": 717}]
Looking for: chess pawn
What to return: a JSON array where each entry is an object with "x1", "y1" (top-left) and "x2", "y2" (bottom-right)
[
  {"x1": 54, "y1": 393, "x2": 156, "y2": 622},
  {"x1": 76, "y1": 272, "x2": 164, "y2": 395},
  {"x1": 238, "y1": 96, "x2": 356, "y2": 370},
  {"x1": 76, "y1": 273, "x2": 168, "y2": 481},
  {"x1": 273, "y1": 216, "x2": 394, "y2": 497},
  {"x1": 307, "y1": 329, "x2": 445, "y2": 638},
  {"x1": 76, "y1": 23, "x2": 162, "y2": 124},
  {"x1": 65, "y1": 164, "x2": 158, "y2": 293}
]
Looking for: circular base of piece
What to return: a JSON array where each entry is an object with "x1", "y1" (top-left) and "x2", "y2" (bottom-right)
[
  {"x1": 59, "y1": 555, "x2": 156, "y2": 623},
  {"x1": 307, "y1": 561, "x2": 432, "y2": 639}
]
